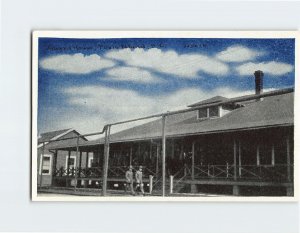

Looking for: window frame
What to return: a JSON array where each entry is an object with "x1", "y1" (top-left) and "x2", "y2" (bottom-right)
[
  {"x1": 39, "y1": 154, "x2": 52, "y2": 175},
  {"x1": 65, "y1": 155, "x2": 77, "y2": 169}
]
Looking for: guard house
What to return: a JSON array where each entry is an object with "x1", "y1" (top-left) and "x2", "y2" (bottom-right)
[{"x1": 40, "y1": 71, "x2": 294, "y2": 196}]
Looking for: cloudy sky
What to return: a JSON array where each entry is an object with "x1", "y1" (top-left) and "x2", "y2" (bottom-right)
[{"x1": 38, "y1": 38, "x2": 295, "y2": 136}]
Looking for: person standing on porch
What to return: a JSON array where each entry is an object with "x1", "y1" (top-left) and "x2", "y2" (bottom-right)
[
  {"x1": 135, "y1": 166, "x2": 145, "y2": 196},
  {"x1": 125, "y1": 166, "x2": 135, "y2": 195}
]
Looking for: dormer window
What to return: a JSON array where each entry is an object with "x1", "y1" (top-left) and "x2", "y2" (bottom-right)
[
  {"x1": 197, "y1": 106, "x2": 220, "y2": 119},
  {"x1": 190, "y1": 95, "x2": 243, "y2": 120}
]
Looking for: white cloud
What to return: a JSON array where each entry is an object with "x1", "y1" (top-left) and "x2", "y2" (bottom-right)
[
  {"x1": 236, "y1": 61, "x2": 294, "y2": 76},
  {"x1": 40, "y1": 53, "x2": 115, "y2": 74},
  {"x1": 105, "y1": 48, "x2": 229, "y2": 78},
  {"x1": 216, "y1": 45, "x2": 264, "y2": 62},
  {"x1": 105, "y1": 67, "x2": 162, "y2": 83}
]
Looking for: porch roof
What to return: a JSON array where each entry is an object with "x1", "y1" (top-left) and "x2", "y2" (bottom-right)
[{"x1": 49, "y1": 91, "x2": 294, "y2": 150}]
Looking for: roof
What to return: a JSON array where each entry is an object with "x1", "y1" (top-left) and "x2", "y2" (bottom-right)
[
  {"x1": 50, "y1": 91, "x2": 294, "y2": 150},
  {"x1": 38, "y1": 128, "x2": 72, "y2": 144},
  {"x1": 188, "y1": 96, "x2": 228, "y2": 107}
]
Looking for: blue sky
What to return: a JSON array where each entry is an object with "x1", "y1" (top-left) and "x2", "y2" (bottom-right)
[{"x1": 38, "y1": 38, "x2": 295, "y2": 135}]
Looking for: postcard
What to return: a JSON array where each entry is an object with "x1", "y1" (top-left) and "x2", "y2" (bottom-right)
[{"x1": 32, "y1": 31, "x2": 299, "y2": 201}]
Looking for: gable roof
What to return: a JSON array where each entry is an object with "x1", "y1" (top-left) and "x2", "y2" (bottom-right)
[
  {"x1": 38, "y1": 128, "x2": 72, "y2": 144},
  {"x1": 38, "y1": 128, "x2": 88, "y2": 149},
  {"x1": 188, "y1": 96, "x2": 228, "y2": 107}
]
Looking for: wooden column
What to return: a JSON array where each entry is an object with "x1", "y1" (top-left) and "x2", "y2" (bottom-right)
[
  {"x1": 191, "y1": 140, "x2": 197, "y2": 193},
  {"x1": 161, "y1": 115, "x2": 166, "y2": 196},
  {"x1": 66, "y1": 150, "x2": 71, "y2": 187},
  {"x1": 286, "y1": 136, "x2": 291, "y2": 182},
  {"x1": 256, "y1": 145, "x2": 260, "y2": 166},
  {"x1": 74, "y1": 136, "x2": 79, "y2": 191},
  {"x1": 102, "y1": 125, "x2": 111, "y2": 196},
  {"x1": 156, "y1": 144, "x2": 160, "y2": 176},
  {"x1": 171, "y1": 139, "x2": 175, "y2": 159},
  {"x1": 233, "y1": 139, "x2": 237, "y2": 181},
  {"x1": 84, "y1": 152, "x2": 89, "y2": 188},
  {"x1": 79, "y1": 151, "x2": 82, "y2": 179},
  {"x1": 129, "y1": 144, "x2": 133, "y2": 166},
  {"x1": 233, "y1": 139, "x2": 239, "y2": 195},
  {"x1": 191, "y1": 141, "x2": 195, "y2": 180},
  {"x1": 51, "y1": 150, "x2": 58, "y2": 186},
  {"x1": 85, "y1": 152, "x2": 89, "y2": 169},
  {"x1": 67, "y1": 150, "x2": 71, "y2": 176},
  {"x1": 238, "y1": 141, "x2": 242, "y2": 177},
  {"x1": 39, "y1": 142, "x2": 45, "y2": 187},
  {"x1": 149, "y1": 141, "x2": 152, "y2": 160},
  {"x1": 271, "y1": 144, "x2": 275, "y2": 166}
]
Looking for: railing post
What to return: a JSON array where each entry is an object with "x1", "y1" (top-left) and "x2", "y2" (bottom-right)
[
  {"x1": 149, "y1": 175, "x2": 153, "y2": 194},
  {"x1": 170, "y1": 175, "x2": 174, "y2": 194},
  {"x1": 102, "y1": 125, "x2": 111, "y2": 196},
  {"x1": 161, "y1": 115, "x2": 166, "y2": 197},
  {"x1": 39, "y1": 142, "x2": 45, "y2": 187}
]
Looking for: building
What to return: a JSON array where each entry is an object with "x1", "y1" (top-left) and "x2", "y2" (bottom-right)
[
  {"x1": 37, "y1": 128, "x2": 88, "y2": 186},
  {"x1": 38, "y1": 71, "x2": 294, "y2": 196}
]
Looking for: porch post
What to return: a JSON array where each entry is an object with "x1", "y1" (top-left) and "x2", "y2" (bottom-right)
[
  {"x1": 191, "y1": 141, "x2": 195, "y2": 180},
  {"x1": 51, "y1": 150, "x2": 58, "y2": 186},
  {"x1": 66, "y1": 150, "x2": 71, "y2": 187},
  {"x1": 149, "y1": 141, "x2": 152, "y2": 160},
  {"x1": 271, "y1": 144, "x2": 275, "y2": 166},
  {"x1": 161, "y1": 115, "x2": 166, "y2": 197},
  {"x1": 191, "y1": 140, "x2": 197, "y2": 193},
  {"x1": 233, "y1": 139, "x2": 239, "y2": 196},
  {"x1": 74, "y1": 136, "x2": 79, "y2": 191},
  {"x1": 85, "y1": 152, "x2": 89, "y2": 169},
  {"x1": 79, "y1": 151, "x2": 82, "y2": 186},
  {"x1": 156, "y1": 144, "x2": 160, "y2": 177},
  {"x1": 84, "y1": 152, "x2": 89, "y2": 188},
  {"x1": 171, "y1": 139, "x2": 175, "y2": 159},
  {"x1": 256, "y1": 145, "x2": 260, "y2": 166},
  {"x1": 130, "y1": 144, "x2": 133, "y2": 166},
  {"x1": 238, "y1": 140, "x2": 242, "y2": 177},
  {"x1": 233, "y1": 139, "x2": 237, "y2": 181},
  {"x1": 286, "y1": 136, "x2": 291, "y2": 182},
  {"x1": 39, "y1": 142, "x2": 45, "y2": 187},
  {"x1": 102, "y1": 125, "x2": 111, "y2": 196}
]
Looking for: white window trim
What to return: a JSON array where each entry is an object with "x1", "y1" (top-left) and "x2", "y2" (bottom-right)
[
  {"x1": 65, "y1": 155, "x2": 77, "y2": 169},
  {"x1": 39, "y1": 154, "x2": 52, "y2": 175}
]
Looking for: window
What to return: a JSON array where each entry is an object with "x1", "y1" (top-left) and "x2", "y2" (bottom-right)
[
  {"x1": 65, "y1": 155, "x2": 77, "y2": 169},
  {"x1": 39, "y1": 154, "x2": 52, "y2": 175},
  {"x1": 197, "y1": 106, "x2": 220, "y2": 119},
  {"x1": 209, "y1": 106, "x2": 219, "y2": 117},
  {"x1": 198, "y1": 108, "x2": 208, "y2": 118}
]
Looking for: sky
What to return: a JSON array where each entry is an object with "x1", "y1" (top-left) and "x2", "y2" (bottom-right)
[{"x1": 37, "y1": 37, "x2": 295, "y2": 136}]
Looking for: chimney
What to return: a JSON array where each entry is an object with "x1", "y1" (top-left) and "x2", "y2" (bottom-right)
[{"x1": 254, "y1": 70, "x2": 264, "y2": 96}]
